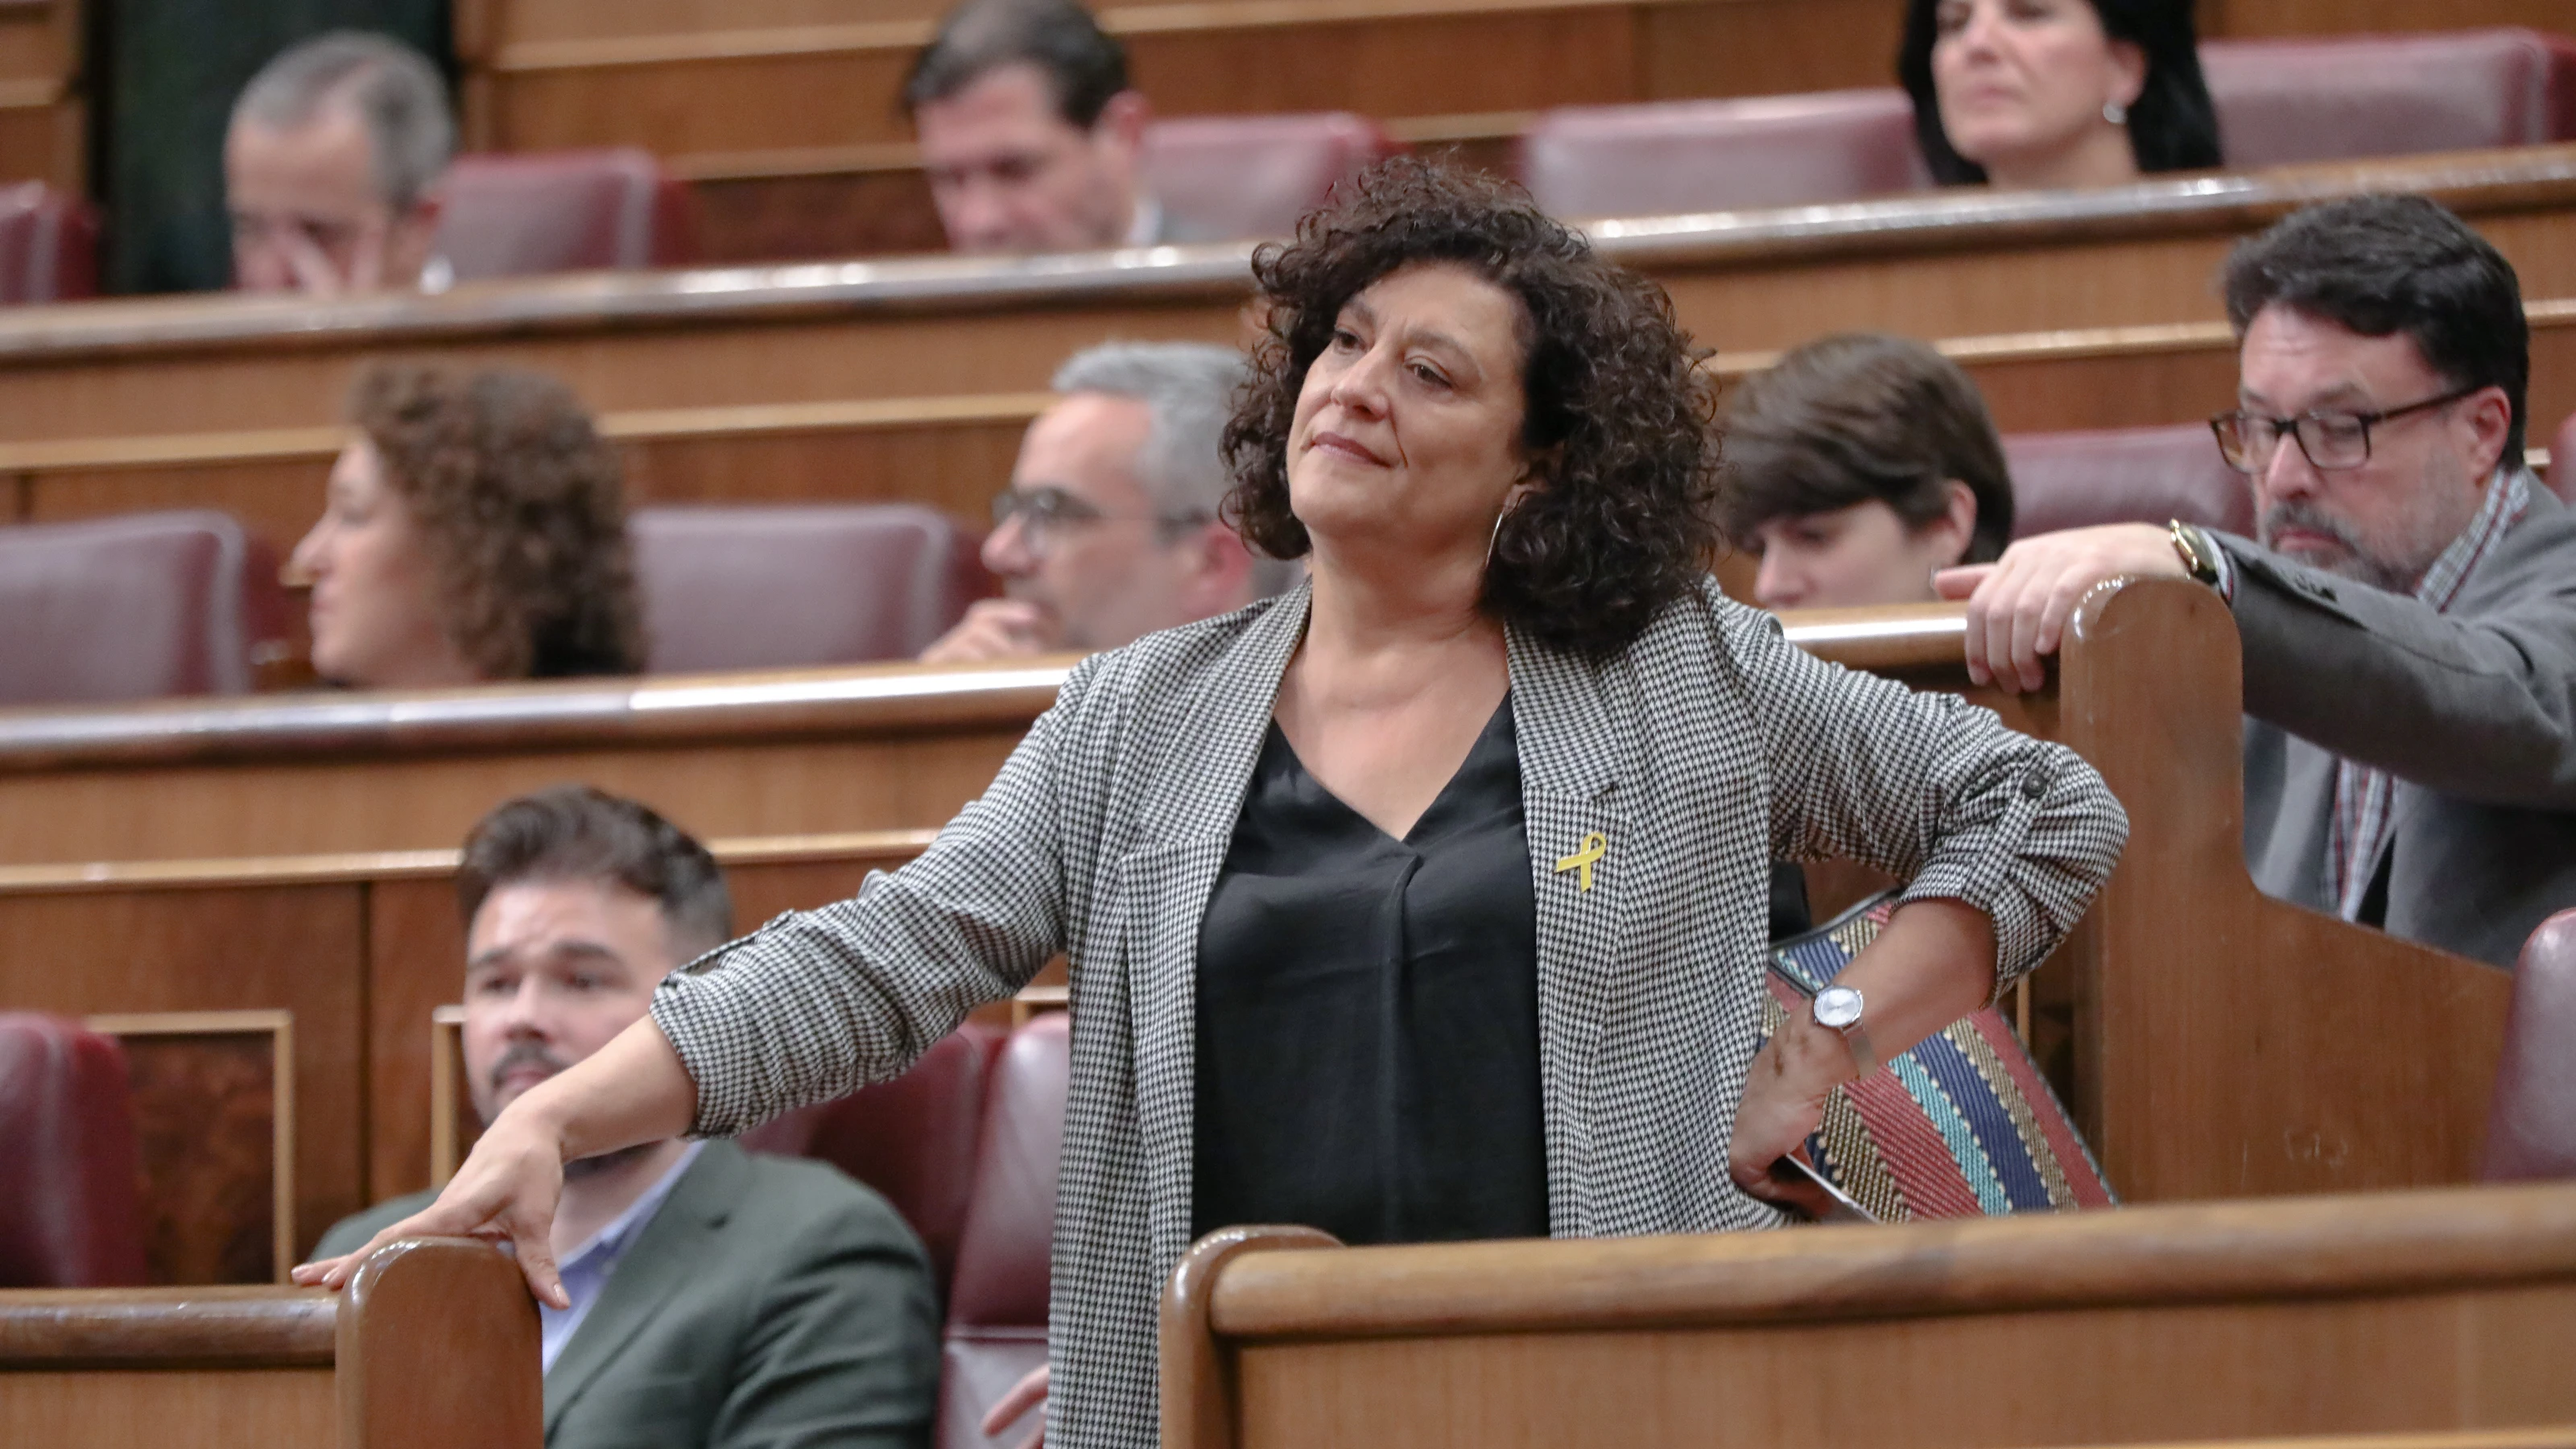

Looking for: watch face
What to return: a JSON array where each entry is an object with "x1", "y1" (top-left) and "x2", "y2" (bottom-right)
[{"x1": 1813, "y1": 985, "x2": 1864, "y2": 1030}]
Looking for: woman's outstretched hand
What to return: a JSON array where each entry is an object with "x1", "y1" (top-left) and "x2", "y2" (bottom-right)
[{"x1": 291, "y1": 1099, "x2": 574, "y2": 1307}]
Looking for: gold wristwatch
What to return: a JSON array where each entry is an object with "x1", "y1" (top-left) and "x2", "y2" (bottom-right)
[{"x1": 2169, "y1": 519, "x2": 2223, "y2": 588}]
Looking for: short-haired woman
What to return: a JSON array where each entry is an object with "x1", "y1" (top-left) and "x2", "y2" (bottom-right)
[
  {"x1": 1721, "y1": 332, "x2": 2016, "y2": 610},
  {"x1": 303, "y1": 162, "x2": 2128, "y2": 1449},
  {"x1": 1900, "y1": 0, "x2": 2221, "y2": 192},
  {"x1": 287, "y1": 362, "x2": 645, "y2": 688}
]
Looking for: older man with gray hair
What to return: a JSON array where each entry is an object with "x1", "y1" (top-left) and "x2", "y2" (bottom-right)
[
  {"x1": 923, "y1": 341, "x2": 1298, "y2": 663},
  {"x1": 225, "y1": 31, "x2": 454, "y2": 295}
]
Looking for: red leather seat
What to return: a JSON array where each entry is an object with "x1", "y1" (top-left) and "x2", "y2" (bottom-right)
[
  {"x1": 2202, "y1": 29, "x2": 2576, "y2": 171},
  {"x1": 0, "y1": 511, "x2": 292, "y2": 705},
  {"x1": 1519, "y1": 89, "x2": 1927, "y2": 221},
  {"x1": 1142, "y1": 113, "x2": 1398, "y2": 243},
  {"x1": 2484, "y1": 910, "x2": 2576, "y2": 1181},
  {"x1": 435, "y1": 149, "x2": 699, "y2": 283},
  {"x1": 741, "y1": 1022, "x2": 1005, "y2": 1299},
  {"x1": 2004, "y1": 423, "x2": 2256, "y2": 539},
  {"x1": 939, "y1": 1013, "x2": 1068, "y2": 1449},
  {"x1": 2546, "y1": 410, "x2": 2574, "y2": 506},
  {"x1": 0, "y1": 182, "x2": 97, "y2": 304},
  {"x1": 0, "y1": 1014, "x2": 148, "y2": 1287},
  {"x1": 631, "y1": 504, "x2": 996, "y2": 673}
]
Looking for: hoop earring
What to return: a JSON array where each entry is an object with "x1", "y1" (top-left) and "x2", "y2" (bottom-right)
[
  {"x1": 1486, "y1": 507, "x2": 1509, "y2": 569},
  {"x1": 2102, "y1": 99, "x2": 2128, "y2": 126}
]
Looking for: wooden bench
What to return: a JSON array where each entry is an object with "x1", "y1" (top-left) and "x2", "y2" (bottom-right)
[
  {"x1": 0, "y1": 1237, "x2": 538, "y2": 1449},
  {"x1": 1, "y1": 147, "x2": 2569, "y2": 452},
  {"x1": 1161, "y1": 1183, "x2": 2576, "y2": 1449},
  {"x1": 452, "y1": 0, "x2": 2563, "y2": 262},
  {"x1": 0, "y1": 581, "x2": 2515, "y2": 1276},
  {"x1": 8, "y1": 300, "x2": 2570, "y2": 556}
]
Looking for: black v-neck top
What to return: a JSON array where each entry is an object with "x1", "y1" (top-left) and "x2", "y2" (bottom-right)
[{"x1": 1190, "y1": 696, "x2": 1550, "y2": 1245}]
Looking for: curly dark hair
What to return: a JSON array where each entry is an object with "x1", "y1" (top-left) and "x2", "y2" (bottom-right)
[
  {"x1": 1221, "y1": 158, "x2": 1722, "y2": 656},
  {"x1": 349, "y1": 362, "x2": 645, "y2": 680}
]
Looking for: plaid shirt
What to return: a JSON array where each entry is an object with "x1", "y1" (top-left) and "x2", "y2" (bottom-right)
[{"x1": 2324, "y1": 467, "x2": 2535, "y2": 919}]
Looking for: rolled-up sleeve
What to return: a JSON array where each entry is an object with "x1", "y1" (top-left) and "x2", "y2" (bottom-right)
[
  {"x1": 650, "y1": 658, "x2": 1098, "y2": 1138},
  {"x1": 1728, "y1": 604, "x2": 2129, "y2": 989}
]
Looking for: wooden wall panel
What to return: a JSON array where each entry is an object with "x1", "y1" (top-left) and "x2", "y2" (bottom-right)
[
  {"x1": 2207, "y1": 0, "x2": 2573, "y2": 35},
  {"x1": 1640, "y1": 0, "x2": 1904, "y2": 102},
  {"x1": 101, "y1": 1019, "x2": 291, "y2": 1285},
  {"x1": 0, "y1": 886, "x2": 365, "y2": 1265},
  {"x1": 0, "y1": 733, "x2": 1018, "y2": 865}
]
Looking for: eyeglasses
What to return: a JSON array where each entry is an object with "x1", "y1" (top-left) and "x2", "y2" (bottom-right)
[
  {"x1": 989, "y1": 486, "x2": 1208, "y2": 557},
  {"x1": 2209, "y1": 384, "x2": 2481, "y2": 475}
]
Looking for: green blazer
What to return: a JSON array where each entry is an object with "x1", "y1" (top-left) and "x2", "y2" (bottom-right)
[{"x1": 316, "y1": 1141, "x2": 939, "y2": 1449}]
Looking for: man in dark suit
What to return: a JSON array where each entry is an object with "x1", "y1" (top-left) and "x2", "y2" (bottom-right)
[
  {"x1": 902, "y1": 0, "x2": 1212, "y2": 254},
  {"x1": 1942, "y1": 195, "x2": 2576, "y2": 968},
  {"x1": 314, "y1": 786, "x2": 939, "y2": 1448}
]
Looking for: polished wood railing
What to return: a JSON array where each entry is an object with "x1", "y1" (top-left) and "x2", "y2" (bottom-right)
[{"x1": 1163, "y1": 1183, "x2": 2576, "y2": 1449}]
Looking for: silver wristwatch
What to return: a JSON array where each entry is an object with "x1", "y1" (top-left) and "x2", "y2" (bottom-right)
[{"x1": 1811, "y1": 985, "x2": 1877, "y2": 1077}]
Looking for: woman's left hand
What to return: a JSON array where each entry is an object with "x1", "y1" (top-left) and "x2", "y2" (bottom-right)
[{"x1": 1728, "y1": 1021, "x2": 1852, "y2": 1220}]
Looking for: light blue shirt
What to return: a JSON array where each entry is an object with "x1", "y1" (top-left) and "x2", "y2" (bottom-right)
[{"x1": 539, "y1": 1141, "x2": 704, "y2": 1373}]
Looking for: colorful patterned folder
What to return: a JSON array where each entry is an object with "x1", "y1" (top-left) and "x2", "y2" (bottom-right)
[{"x1": 1759, "y1": 892, "x2": 2117, "y2": 1221}]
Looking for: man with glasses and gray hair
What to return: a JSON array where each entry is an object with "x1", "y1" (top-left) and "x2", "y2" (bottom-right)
[
  {"x1": 1934, "y1": 194, "x2": 2576, "y2": 968},
  {"x1": 225, "y1": 31, "x2": 454, "y2": 295},
  {"x1": 922, "y1": 341, "x2": 1298, "y2": 663}
]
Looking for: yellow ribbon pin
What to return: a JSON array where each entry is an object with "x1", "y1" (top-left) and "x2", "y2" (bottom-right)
[{"x1": 1553, "y1": 831, "x2": 1608, "y2": 892}]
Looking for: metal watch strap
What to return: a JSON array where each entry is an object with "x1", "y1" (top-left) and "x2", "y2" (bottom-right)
[{"x1": 2169, "y1": 519, "x2": 2222, "y2": 588}]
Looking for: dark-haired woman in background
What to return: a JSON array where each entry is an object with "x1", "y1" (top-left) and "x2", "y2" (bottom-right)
[
  {"x1": 301, "y1": 161, "x2": 2128, "y2": 1449},
  {"x1": 1900, "y1": 0, "x2": 2220, "y2": 192},
  {"x1": 287, "y1": 362, "x2": 645, "y2": 688},
  {"x1": 1722, "y1": 332, "x2": 2017, "y2": 611}
]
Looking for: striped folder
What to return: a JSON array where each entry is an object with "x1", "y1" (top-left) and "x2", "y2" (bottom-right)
[{"x1": 1759, "y1": 892, "x2": 2117, "y2": 1221}]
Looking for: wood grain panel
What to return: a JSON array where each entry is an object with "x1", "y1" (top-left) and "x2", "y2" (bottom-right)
[
  {"x1": 0, "y1": 888, "x2": 363, "y2": 1269},
  {"x1": 366, "y1": 877, "x2": 469, "y2": 1210},
  {"x1": 0, "y1": 732, "x2": 1018, "y2": 863},
  {"x1": 97, "y1": 1019, "x2": 290, "y2": 1286},
  {"x1": 1639, "y1": 0, "x2": 1902, "y2": 101},
  {"x1": 0, "y1": 1372, "x2": 336, "y2": 1449},
  {"x1": 2206, "y1": 0, "x2": 2574, "y2": 35}
]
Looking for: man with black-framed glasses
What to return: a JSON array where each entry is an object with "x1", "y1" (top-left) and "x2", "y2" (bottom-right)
[
  {"x1": 1937, "y1": 194, "x2": 2576, "y2": 968},
  {"x1": 922, "y1": 342, "x2": 1301, "y2": 663}
]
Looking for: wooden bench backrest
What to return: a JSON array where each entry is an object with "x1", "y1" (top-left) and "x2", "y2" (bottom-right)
[
  {"x1": 1160, "y1": 1183, "x2": 2576, "y2": 1449},
  {"x1": 0, "y1": 1239, "x2": 538, "y2": 1449}
]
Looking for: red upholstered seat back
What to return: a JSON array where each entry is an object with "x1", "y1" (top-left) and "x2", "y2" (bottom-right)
[
  {"x1": 1521, "y1": 89, "x2": 1928, "y2": 221},
  {"x1": 2547, "y1": 411, "x2": 2574, "y2": 506},
  {"x1": 0, "y1": 182, "x2": 97, "y2": 304},
  {"x1": 2004, "y1": 423, "x2": 2256, "y2": 539},
  {"x1": 740, "y1": 1022, "x2": 1005, "y2": 1298},
  {"x1": 0, "y1": 511, "x2": 291, "y2": 705},
  {"x1": 2202, "y1": 29, "x2": 2576, "y2": 170},
  {"x1": 0, "y1": 1014, "x2": 147, "y2": 1287},
  {"x1": 1141, "y1": 113, "x2": 1397, "y2": 242},
  {"x1": 939, "y1": 1013, "x2": 1069, "y2": 1449},
  {"x1": 2486, "y1": 910, "x2": 2576, "y2": 1181},
  {"x1": 436, "y1": 149, "x2": 699, "y2": 282},
  {"x1": 631, "y1": 504, "x2": 996, "y2": 673}
]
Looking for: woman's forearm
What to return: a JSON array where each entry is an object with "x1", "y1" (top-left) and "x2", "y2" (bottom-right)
[
  {"x1": 1775, "y1": 898, "x2": 1996, "y2": 1088},
  {"x1": 517, "y1": 1015, "x2": 701, "y2": 1160}
]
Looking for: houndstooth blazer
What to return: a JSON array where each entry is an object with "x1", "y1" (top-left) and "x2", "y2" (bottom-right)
[{"x1": 650, "y1": 577, "x2": 2128, "y2": 1449}]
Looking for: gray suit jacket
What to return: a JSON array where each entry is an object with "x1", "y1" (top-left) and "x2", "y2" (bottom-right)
[
  {"x1": 648, "y1": 577, "x2": 2127, "y2": 1449},
  {"x1": 316, "y1": 1141, "x2": 939, "y2": 1449},
  {"x1": 2221, "y1": 481, "x2": 2576, "y2": 968}
]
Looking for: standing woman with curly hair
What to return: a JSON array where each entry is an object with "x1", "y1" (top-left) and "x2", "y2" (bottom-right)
[
  {"x1": 287, "y1": 361, "x2": 645, "y2": 687},
  {"x1": 302, "y1": 161, "x2": 2128, "y2": 1449}
]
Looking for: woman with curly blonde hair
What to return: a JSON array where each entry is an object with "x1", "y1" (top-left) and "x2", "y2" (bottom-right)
[{"x1": 288, "y1": 362, "x2": 645, "y2": 687}]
